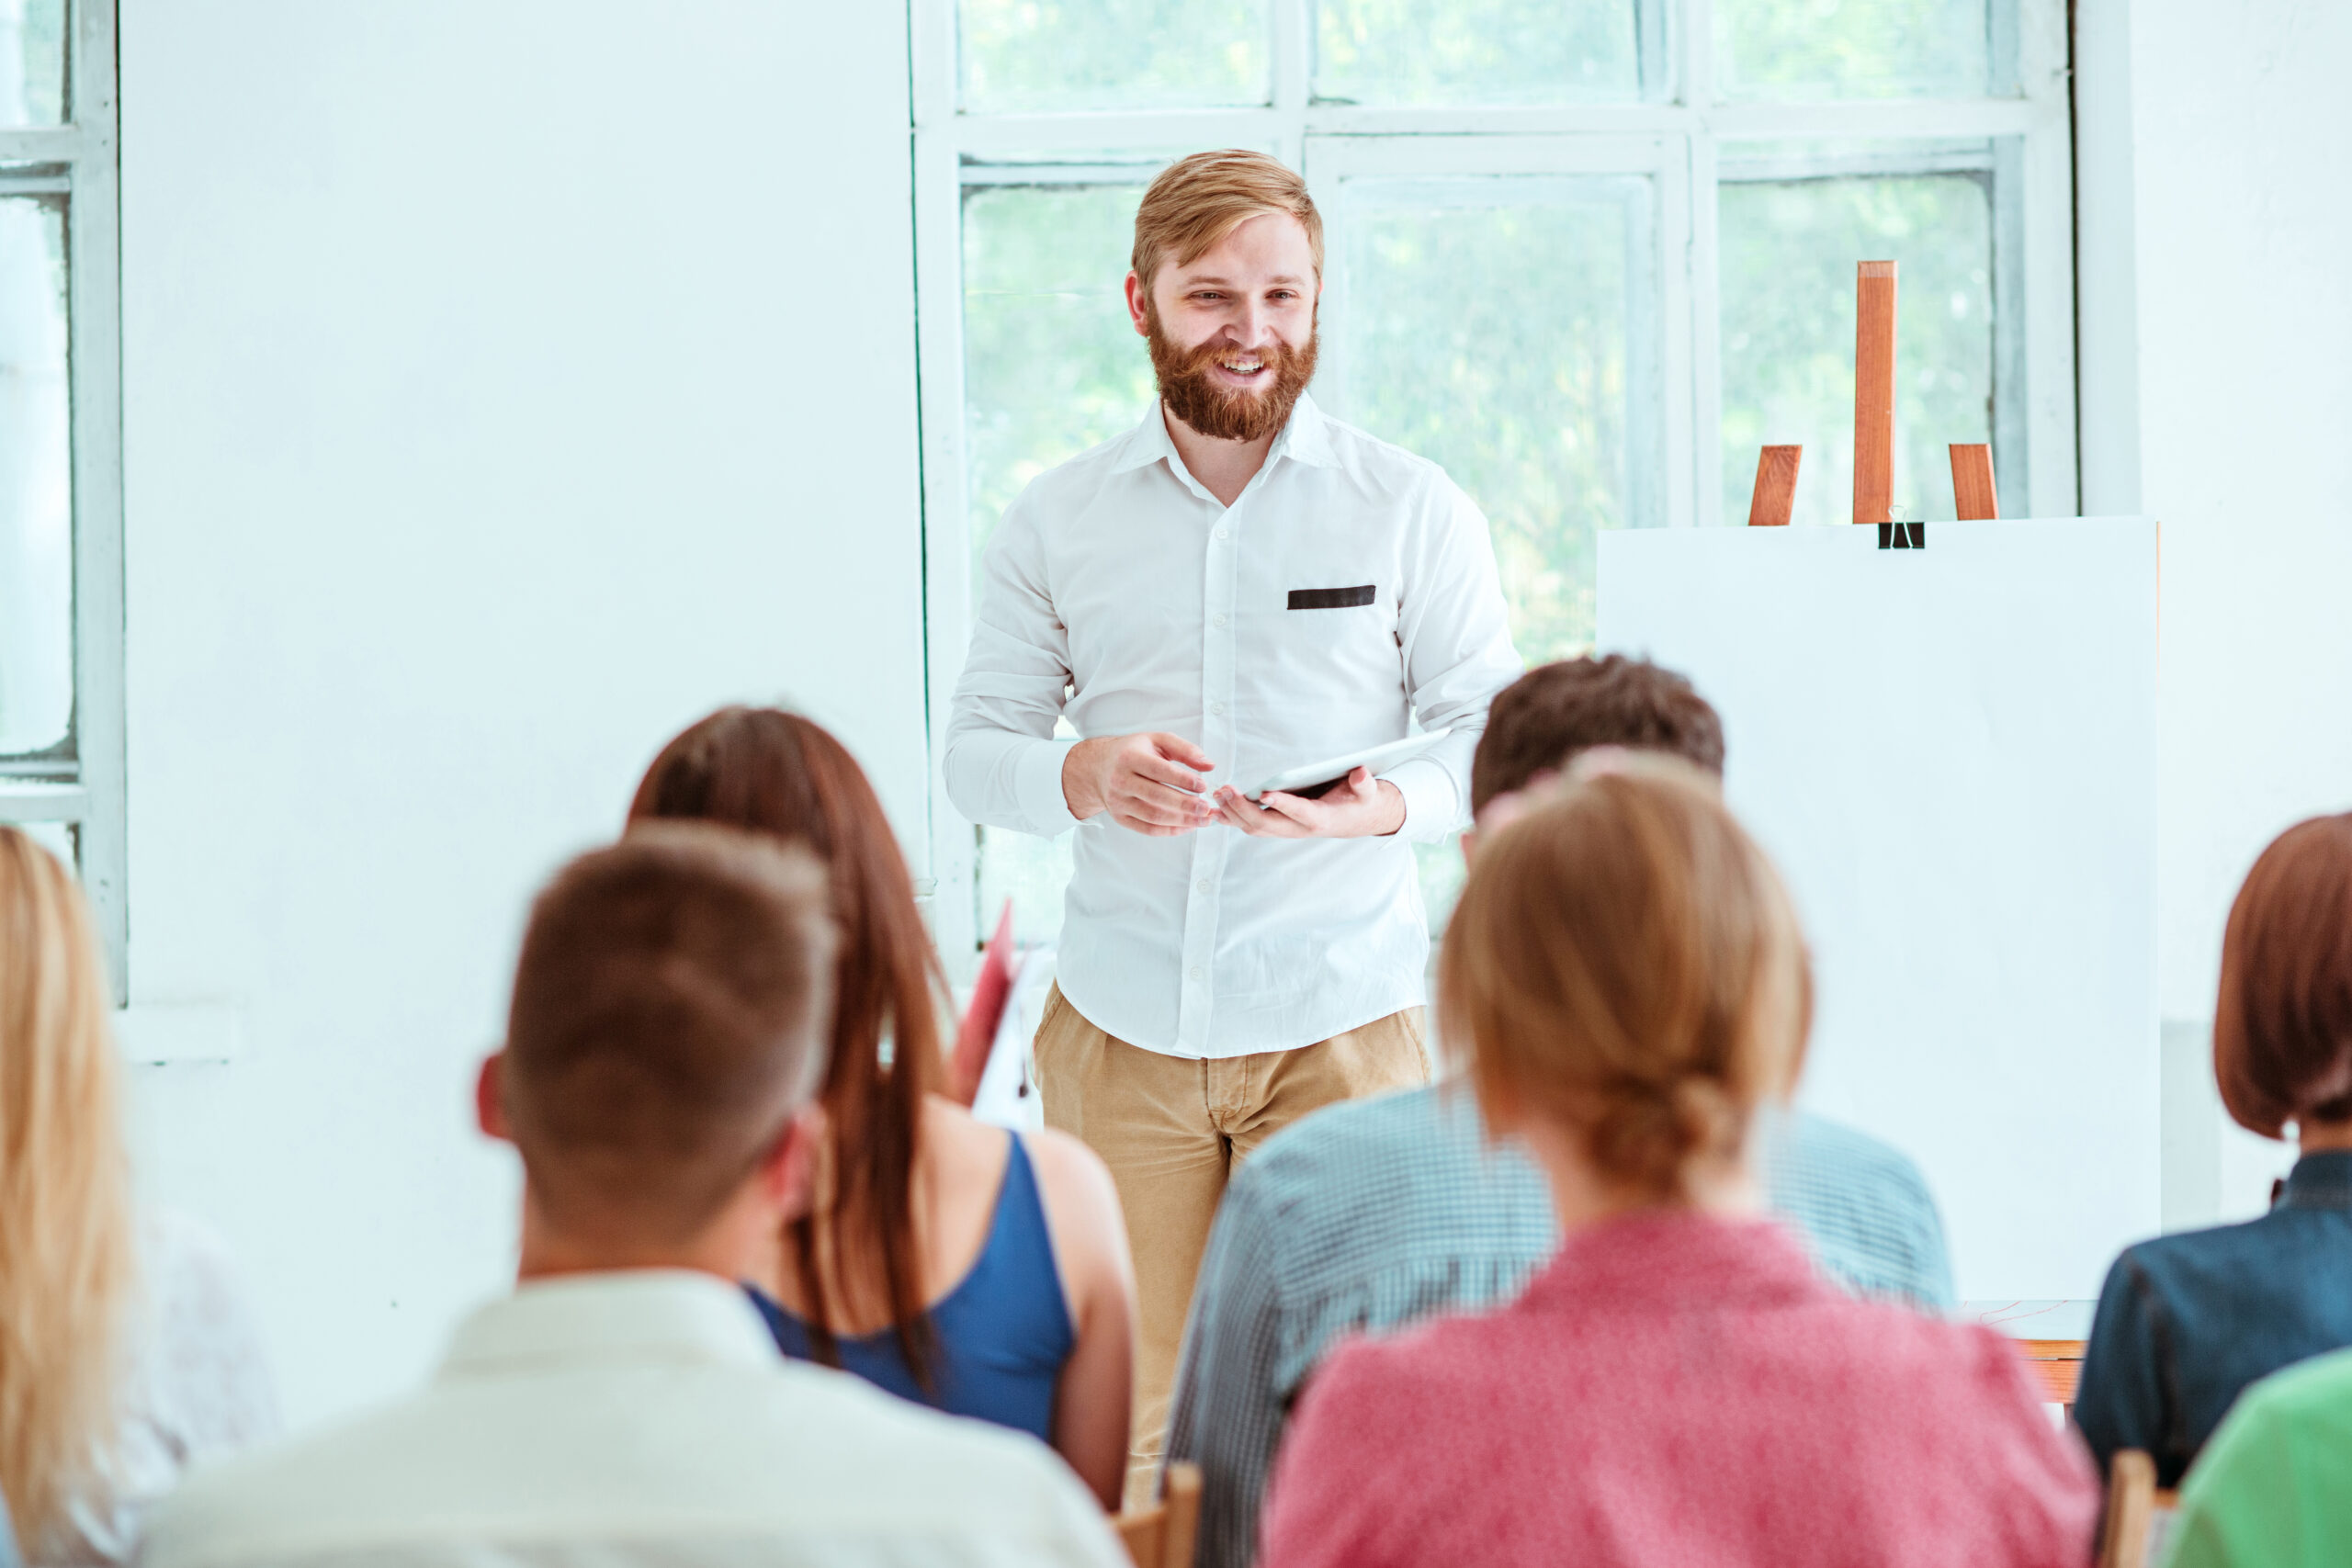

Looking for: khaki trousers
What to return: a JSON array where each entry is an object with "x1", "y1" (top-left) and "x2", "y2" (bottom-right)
[{"x1": 1033, "y1": 984, "x2": 1429, "y2": 1506}]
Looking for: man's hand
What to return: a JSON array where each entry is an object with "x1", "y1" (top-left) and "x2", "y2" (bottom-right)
[
  {"x1": 1211, "y1": 768, "x2": 1406, "y2": 840},
  {"x1": 1063, "y1": 732, "x2": 1217, "y2": 836}
]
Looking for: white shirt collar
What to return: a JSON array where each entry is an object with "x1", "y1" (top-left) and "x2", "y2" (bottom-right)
[
  {"x1": 436, "y1": 1269, "x2": 779, "y2": 1382},
  {"x1": 1110, "y1": 392, "x2": 1342, "y2": 479}
]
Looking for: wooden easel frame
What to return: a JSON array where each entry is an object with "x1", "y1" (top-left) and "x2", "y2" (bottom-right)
[{"x1": 1746, "y1": 261, "x2": 2003, "y2": 531}]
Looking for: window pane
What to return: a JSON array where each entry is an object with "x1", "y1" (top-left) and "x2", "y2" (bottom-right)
[
  {"x1": 1718, "y1": 173, "x2": 1994, "y2": 531},
  {"x1": 1333, "y1": 177, "x2": 1652, "y2": 663},
  {"x1": 0, "y1": 0, "x2": 63, "y2": 125},
  {"x1": 1317, "y1": 0, "x2": 1643, "y2": 106},
  {"x1": 963, "y1": 183, "x2": 1161, "y2": 944},
  {"x1": 1715, "y1": 0, "x2": 1994, "y2": 102},
  {"x1": 0, "y1": 195, "x2": 72, "y2": 758},
  {"x1": 8, "y1": 816, "x2": 74, "y2": 869},
  {"x1": 960, "y1": 0, "x2": 1267, "y2": 112},
  {"x1": 963, "y1": 184, "x2": 1157, "y2": 588}
]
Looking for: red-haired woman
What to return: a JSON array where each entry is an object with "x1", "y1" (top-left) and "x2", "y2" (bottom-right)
[
  {"x1": 629, "y1": 707, "x2": 1135, "y2": 1507},
  {"x1": 2075, "y1": 812, "x2": 2352, "y2": 1489}
]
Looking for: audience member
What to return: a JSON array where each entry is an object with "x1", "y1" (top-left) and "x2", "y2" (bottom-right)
[
  {"x1": 2163, "y1": 1344, "x2": 2352, "y2": 1568},
  {"x1": 142, "y1": 827, "x2": 1125, "y2": 1567},
  {"x1": 1163, "y1": 657, "x2": 1955, "y2": 1567},
  {"x1": 2075, "y1": 811, "x2": 2352, "y2": 1488},
  {"x1": 0, "y1": 828, "x2": 277, "y2": 1564},
  {"x1": 629, "y1": 707, "x2": 1136, "y2": 1506},
  {"x1": 1256, "y1": 756, "x2": 2096, "y2": 1567}
]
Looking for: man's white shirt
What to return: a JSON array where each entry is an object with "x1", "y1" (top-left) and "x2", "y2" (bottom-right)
[
  {"x1": 141, "y1": 1271, "x2": 1126, "y2": 1568},
  {"x1": 944, "y1": 395, "x2": 1521, "y2": 1058}
]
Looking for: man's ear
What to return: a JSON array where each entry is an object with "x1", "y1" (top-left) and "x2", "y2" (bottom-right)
[
  {"x1": 757, "y1": 1103, "x2": 829, "y2": 1220},
  {"x1": 1124, "y1": 269, "x2": 1151, "y2": 337},
  {"x1": 1459, "y1": 828, "x2": 1478, "y2": 869},
  {"x1": 475, "y1": 1053, "x2": 512, "y2": 1143}
]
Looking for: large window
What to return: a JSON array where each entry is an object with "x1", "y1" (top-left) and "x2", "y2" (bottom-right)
[
  {"x1": 915, "y1": 0, "x2": 2075, "y2": 963},
  {"x1": 0, "y1": 0, "x2": 124, "y2": 993}
]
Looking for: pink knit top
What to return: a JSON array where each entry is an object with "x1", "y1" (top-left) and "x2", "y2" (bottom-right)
[{"x1": 1260, "y1": 1210, "x2": 2098, "y2": 1568}]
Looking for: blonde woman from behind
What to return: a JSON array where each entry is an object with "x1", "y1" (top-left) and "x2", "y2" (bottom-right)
[
  {"x1": 1257, "y1": 757, "x2": 2098, "y2": 1568},
  {"x1": 0, "y1": 829, "x2": 277, "y2": 1562}
]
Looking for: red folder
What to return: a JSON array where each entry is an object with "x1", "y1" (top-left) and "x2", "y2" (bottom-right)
[{"x1": 950, "y1": 900, "x2": 1017, "y2": 1105}]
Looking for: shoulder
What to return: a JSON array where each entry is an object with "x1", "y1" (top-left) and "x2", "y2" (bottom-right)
[
  {"x1": 1306, "y1": 406, "x2": 1457, "y2": 496},
  {"x1": 150, "y1": 1360, "x2": 1118, "y2": 1567},
  {"x1": 2185, "y1": 1348, "x2": 2352, "y2": 1507},
  {"x1": 1239, "y1": 1083, "x2": 1463, "y2": 1195},
  {"x1": 2099, "y1": 1206, "x2": 2301, "y2": 1300},
  {"x1": 2245, "y1": 1343, "x2": 2352, "y2": 1424},
  {"x1": 1022, "y1": 1126, "x2": 1125, "y2": 1252},
  {"x1": 998, "y1": 421, "x2": 1158, "y2": 527},
  {"x1": 1770, "y1": 1111, "x2": 1936, "y2": 1200},
  {"x1": 130, "y1": 1211, "x2": 280, "y2": 1433},
  {"x1": 1229, "y1": 1085, "x2": 1549, "y2": 1275}
]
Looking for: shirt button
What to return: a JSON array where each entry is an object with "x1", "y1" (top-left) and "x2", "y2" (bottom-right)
[
  {"x1": 1189, "y1": 965, "x2": 1205, "y2": 982},
  {"x1": 1197, "y1": 878, "x2": 1213, "y2": 893},
  {"x1": 1214, "y1": 614, "x2": 1228, "y2": 629},
  {"x1": 1215, "y1": 525, "x2": 1231, "y2": 541},
  {"x1": 1210, "y1": 701, "x2": 1226, "y2": 716}
]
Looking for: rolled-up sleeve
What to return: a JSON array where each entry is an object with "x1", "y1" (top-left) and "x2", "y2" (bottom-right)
[
  {"x1": 1381, "y1": 482, "x2": 1521, "y2": 843},
  {"x1": 944, "y1": 491, "x2": 1083, "y2": 840}
]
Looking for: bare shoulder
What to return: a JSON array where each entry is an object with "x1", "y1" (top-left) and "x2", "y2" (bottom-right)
[
  {"x1": 1020, "y1": 1128, "x2": 1132, "y2": 1294},
  {"x1": 1023, "y1": 1127, "x2": 1123, "y2": 1227}
]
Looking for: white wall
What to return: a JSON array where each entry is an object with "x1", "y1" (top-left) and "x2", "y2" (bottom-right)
[
  {"x1": 2077, "y1": 0, "x2": 2352, "y2": 1227},
  {"x1": 117, "y1": 1, "x2": 925, "y2": 1426}
]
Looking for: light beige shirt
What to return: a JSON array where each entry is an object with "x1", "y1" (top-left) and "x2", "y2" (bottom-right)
[{"x1": 140, "y1": 1270, "x2": 1127, "y2": 1568}]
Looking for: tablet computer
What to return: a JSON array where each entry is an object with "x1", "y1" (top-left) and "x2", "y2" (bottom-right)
[{"x1": 1242, "y1": 729, "x2": 1453, "y2": 802}]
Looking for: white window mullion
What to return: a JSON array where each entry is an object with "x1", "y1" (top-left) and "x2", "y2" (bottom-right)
[
  {"x1": 2016, "y1": 0, "x2": 2080, "y2": 518},
  {"x1": 1271, "y1": 0, "x2": 1309, "y2": 168}
]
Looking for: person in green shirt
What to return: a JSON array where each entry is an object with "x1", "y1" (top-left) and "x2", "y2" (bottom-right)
[{"x1": 2166, "y1": 1345, "x2": 2352, "y2": 1567}]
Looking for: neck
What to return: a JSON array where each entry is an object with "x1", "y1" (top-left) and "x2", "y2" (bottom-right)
[
  {"x1": 514, "y1": 1190, "x2": 761, "y2": 1286},
  {"x1": 2300, "y1": 1115, "x2": 2352, "y2": 1155},
  {"x1": 1163, "y1": 403, "x2": 1279, "y2": 509}
]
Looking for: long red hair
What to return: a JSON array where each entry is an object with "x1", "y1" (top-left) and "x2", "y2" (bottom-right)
[{"x1": 628, "y1": 707, "x2": 943, "y2": 1380}]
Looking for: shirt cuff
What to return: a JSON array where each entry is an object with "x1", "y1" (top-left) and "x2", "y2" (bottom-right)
[
  {"x1": 1014, "y1": 737, "x2": 1083, "y2": 837},
  {"x1": 1379, "y1": 757, "x2": 1463, "y2": 844}
]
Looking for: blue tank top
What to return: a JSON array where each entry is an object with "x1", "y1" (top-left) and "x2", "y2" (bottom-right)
[{"x1": 748, "y1": 1133, "x2": 1076, "y2": 1443}]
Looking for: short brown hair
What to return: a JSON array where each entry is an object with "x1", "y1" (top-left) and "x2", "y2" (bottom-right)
[
  {"x1": 1132, "y1": 149, "x2": 1323, "y2": 294},
  {"x1": 502, "y1": 823, "x2": 835, "y2": 1239},
  {"x1": 1441, "y1": 754, "x2": 1809, "y2": 1201},
  {"x1": 1472, "y1": 655, "x2": 1725, "y2": 818},
  {"x1": 2214, "y1": 813, "x2": 2352, "y2": 1137}
]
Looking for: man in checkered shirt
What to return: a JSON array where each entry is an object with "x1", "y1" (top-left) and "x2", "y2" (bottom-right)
[{"x1": 1160, "y1": 655, "x2": 1955, "y2": 1568}]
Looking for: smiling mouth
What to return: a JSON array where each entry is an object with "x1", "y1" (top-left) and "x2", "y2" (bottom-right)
[{"x1": 1216, "y1": 355, "x2": 1268, "y2": 377}]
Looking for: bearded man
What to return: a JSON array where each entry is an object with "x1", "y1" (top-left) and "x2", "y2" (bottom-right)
[{"x1": 944, "y1": 149, "x2": 1521, "y2": 1504}]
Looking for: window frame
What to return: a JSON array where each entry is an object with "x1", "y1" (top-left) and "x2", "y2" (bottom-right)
[
  {"x1": 0, "y1": 0, "x2": 127, "y2": 998},
  {"x1": 912, "y1": 0, "x2": 2076, "y2": 966}
]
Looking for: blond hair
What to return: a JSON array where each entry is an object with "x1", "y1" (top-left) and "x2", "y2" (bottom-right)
[
  {"x1": 0, "y1": 829, "x2": 134, "y2": 1552},
  {"x1": 1439, "y1": 756, "x2": 1810, "y2": 1201},
  {"x1": 1131, "y1": 149, "x2": 1323, "y2": 294}
]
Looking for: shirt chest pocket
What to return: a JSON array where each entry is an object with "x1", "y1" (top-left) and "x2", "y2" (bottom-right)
[{"x1": 1265, "y1": 581, "x2": 1399, "y2": 682}]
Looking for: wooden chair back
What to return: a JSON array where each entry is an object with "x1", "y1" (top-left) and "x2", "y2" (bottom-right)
[
  {"x1": 2098, "y1": 1450, "x2": 2181, "y2": 1568},
  {"x1": 1114, "y1": 1461, "x2": 1202, "y2": 1568}
]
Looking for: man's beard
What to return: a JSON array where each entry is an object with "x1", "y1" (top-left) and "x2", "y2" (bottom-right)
[{"x1": 1148, "y1": 309, "x2": 1319, "y2": 445}]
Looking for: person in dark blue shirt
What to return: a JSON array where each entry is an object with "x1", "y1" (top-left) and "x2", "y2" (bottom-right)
[{"x1": 2075, "y1": 811, "x2": 2352, "y2": 1489}]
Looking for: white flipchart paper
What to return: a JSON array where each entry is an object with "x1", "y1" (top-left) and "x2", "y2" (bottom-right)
[{"x1": 1597, "y1": 518, "x2": 2160, "y2": 1302}]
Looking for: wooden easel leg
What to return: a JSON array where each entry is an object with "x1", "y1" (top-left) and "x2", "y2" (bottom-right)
[
  {"x1": 1853, "y1": 261, "x2": 1897, "y2": 525},
  {"x1": 1950, "y1": 443, "x2": 1999, "y2": 519},
  {"x1": 1747, "y1": 446, "x2": 1801, "y2": 526}
]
